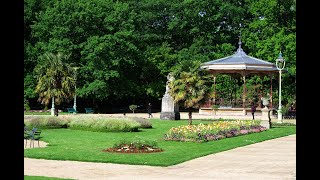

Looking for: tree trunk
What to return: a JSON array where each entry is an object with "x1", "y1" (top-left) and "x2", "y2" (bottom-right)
[
  {"x1": 54, "y1": 105, "x2": 59, "y2": 116},
  {"x1": 93, "y1": 98, "x2": 99, "y2": 113},
  {"x1": 188, "y1": 108, "x2": 192, "y2": 125}
]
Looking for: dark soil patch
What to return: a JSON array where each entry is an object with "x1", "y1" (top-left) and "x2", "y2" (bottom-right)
[{"x1": 103, "y1": 144, "x2": 164, "y2": 153}]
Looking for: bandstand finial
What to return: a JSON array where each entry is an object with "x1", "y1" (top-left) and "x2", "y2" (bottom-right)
[{"x1": 238, "y1": 31, "x2": 242, "y2": 48}]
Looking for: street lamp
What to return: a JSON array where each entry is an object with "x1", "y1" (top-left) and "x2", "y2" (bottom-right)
[
  {"x1": 275, "y1": 51, "x2": 286, "y2": 123},
  {"x1": 73, "y1": 67, "x2": 80, "y2": 113}
]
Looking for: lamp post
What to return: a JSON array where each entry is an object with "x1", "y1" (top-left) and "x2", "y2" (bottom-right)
[
  {"x1": 73, "y1": 67, "x2": 80, "y2": 113},
  {"x1": 275, "y1": 52, "x2": 286, "y2": 123}
]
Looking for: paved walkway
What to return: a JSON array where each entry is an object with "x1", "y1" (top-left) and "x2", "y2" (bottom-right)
[
  {"x1": 24, "y1": 134, "x2": 296, "y2": 180},
  {"x1": 30, "y1": 112, "x2": 294, "y2": 124}
]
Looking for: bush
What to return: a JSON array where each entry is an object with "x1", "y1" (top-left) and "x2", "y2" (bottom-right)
[
  {"x1": 129, "y1": 117, "x2": 152, "y2": 128},
  {"x1": 113, "y1": 136, "x2": 159, "y2": 150},
  {"x1": 24, "y1": 98, "x2": 30, "y2": 111},
  {"x1": 104, "y1": 136, "x2": 163, "y2": 153},
  {"x1": 24, "y1": 116, "x2": 68, "y2": 129},
  {"x1": 212, "y1": 105, "x2": 219, "y2": 109},
  {"x1": 68, "y1": 116, "x2": 140, "y2": 132}
]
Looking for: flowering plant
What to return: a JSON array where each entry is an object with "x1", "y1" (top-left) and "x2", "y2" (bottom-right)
[{"x1": 164, "y1": 120, "x2": 265, "y2": 142}]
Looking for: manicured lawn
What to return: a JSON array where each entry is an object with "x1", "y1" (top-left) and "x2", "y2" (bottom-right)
[
  {"x1": 24, "y1": 175, "x2": 74, "y2": 180},
  {"x1": 24, "y1": 119, "x2": 296, "y2": 167}
]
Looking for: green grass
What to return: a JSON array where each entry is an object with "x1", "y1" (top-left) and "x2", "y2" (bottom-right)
[
  {"x1": 24, "y1": 175, "x2": 74, "y2": 180},
  {"x1": 24, "y1": 119, "x2": 296, "y2": 167}
]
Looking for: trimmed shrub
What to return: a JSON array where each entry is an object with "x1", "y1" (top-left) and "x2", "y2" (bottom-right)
[
  {"x1": 24, "y1": 116, "x2": 68, "y2": 129},
  {"x1": 129, "y1": 117, "x2": 152, "y2": 128},
  {"x1": 68, "y1": 117, "x2": 140, "y2": 132}
]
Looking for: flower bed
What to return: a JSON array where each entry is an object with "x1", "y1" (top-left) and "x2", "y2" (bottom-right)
[
  {"x1": 163, "y1": 120, "x2": 267, "y2": 142},
  {"x1": 103, "y1": 144, "x2": 163, "y2": 153},
  {"x1": 103, "y1": 138, "x2": 163, "y2": 153}
]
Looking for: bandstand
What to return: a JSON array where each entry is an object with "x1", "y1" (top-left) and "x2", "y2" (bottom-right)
[{"x1": 200, "y1": 39, "x2": 279, "y2": 116}]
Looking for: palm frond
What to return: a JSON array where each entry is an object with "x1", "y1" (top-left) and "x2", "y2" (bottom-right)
[{"x1": 34, "y1": 52, "x2": 76, "y2": 106}]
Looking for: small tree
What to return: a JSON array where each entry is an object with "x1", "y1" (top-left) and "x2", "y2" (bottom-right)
[
  {"x1": 169, "y1": 61, "x2": 214, "y2": 125},
  {"x1": 34, "y1": 52, "x2": 76, "y2": 116},
  {"x1": 129, "y1": 105, "x2": 138, "y2": 114}
]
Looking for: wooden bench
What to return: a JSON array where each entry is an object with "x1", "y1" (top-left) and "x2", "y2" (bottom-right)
[
  {"x1": 67, "y1": 108, "x2": 77, "y2": 113},
  {"x1": 85, "y1": 108, "x2": 94, "y2": 113}
]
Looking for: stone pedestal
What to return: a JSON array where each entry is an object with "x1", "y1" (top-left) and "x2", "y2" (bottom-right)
[
  {"x1": 160, "y1": 94, "x2": 180, "y2": 120},
  {"x1": 260, "y1": 107, "x2": 270, "y2": 129},
  {"x1": 160, "y1": 112, "x2": 180, "y2": 120},
  {"x1": 242, "y1": 109, "x2": 247, "y2": 115},
  {"x1": 51, "y1": 108, "x2": 55, "y2": 116}
]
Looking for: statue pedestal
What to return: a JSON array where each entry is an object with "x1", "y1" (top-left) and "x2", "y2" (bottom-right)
[
  {"x1": 160, "y1": 94, "x2": 180, "y2": 120},
  {"x1": 260, "y1": 107, "x2": 270, "y2": 129},
  {"x1": 242, "y1": 109, "x2": 247, "y2": 115}
]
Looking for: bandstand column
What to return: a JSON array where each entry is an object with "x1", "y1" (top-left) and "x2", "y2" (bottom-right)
[
  {"x1": 242, "y1": 73, "x2": 247, "y2": 115},
  {"x1": 213, "y1": 76, "x2": 216, "y2": 104},
  {"x1": 270, "y1": 74, "x2": 273, "y2": 109}
]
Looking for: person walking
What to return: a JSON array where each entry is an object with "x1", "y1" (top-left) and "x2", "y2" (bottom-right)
[
  {"x1": 251, "y1": 102, "x2": 256, "y2": 120},
  {"x1": 147, "y1": 103, "x2": 153, "y2": 118}
]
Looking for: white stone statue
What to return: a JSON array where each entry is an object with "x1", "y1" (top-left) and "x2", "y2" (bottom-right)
[
  {"x1": 161, "y1": 72, "x2": 180, "y2": 120},
  {"x1": 165, "y1": 73, "x2": 174, "y2": 94}
]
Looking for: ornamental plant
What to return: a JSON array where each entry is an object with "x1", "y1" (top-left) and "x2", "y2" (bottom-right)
[
  {"x1": 24, "y1": 116, "x2": 69, "y2": 129},
  {"x1": 68, "y1": 117, "x2": 140, "y2": 132},
  {"x1": 104, "y1": 136, "x2": 163, "y2": 153},
  {"x1": 129, "y1": 117, "x2": 152, "y2": 128},
  {"x1": 164, "y1": 120, "x2": 266, "y2": 142},
  {"x1": 129, "y1": 105, "x2": 138, "y2": 114}
]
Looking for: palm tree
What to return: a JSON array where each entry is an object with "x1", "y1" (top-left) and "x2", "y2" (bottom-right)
[
  {"x1": 169, "y1": 61, "x2": 214, "y2": 125},
  {"x1": 34, "y1": 52, "x2": 76, "y2": 116}
]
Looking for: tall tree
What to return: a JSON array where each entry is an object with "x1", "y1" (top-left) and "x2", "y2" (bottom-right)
[
  {"x1": 242, "y1": 0, "x2": 296, "y2": 106},
  {"x1": 24, "y1": 0, "x2": 296, "y2": 111},
  {"x1": 34, "y1": 52, "x2": 76, "y2": 115}
]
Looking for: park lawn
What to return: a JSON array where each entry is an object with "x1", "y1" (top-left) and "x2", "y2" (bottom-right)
[
  {"x1": 24, "y1": 175, "x2": 74, "y2": 180},
  {"x1": 24, "y1": 119, "x2": 296, "y2": 167}
]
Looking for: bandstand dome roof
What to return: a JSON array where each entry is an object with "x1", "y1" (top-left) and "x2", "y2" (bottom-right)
[{"x1": 200, "y1": 40, "x2": 279, "y2": 75}]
